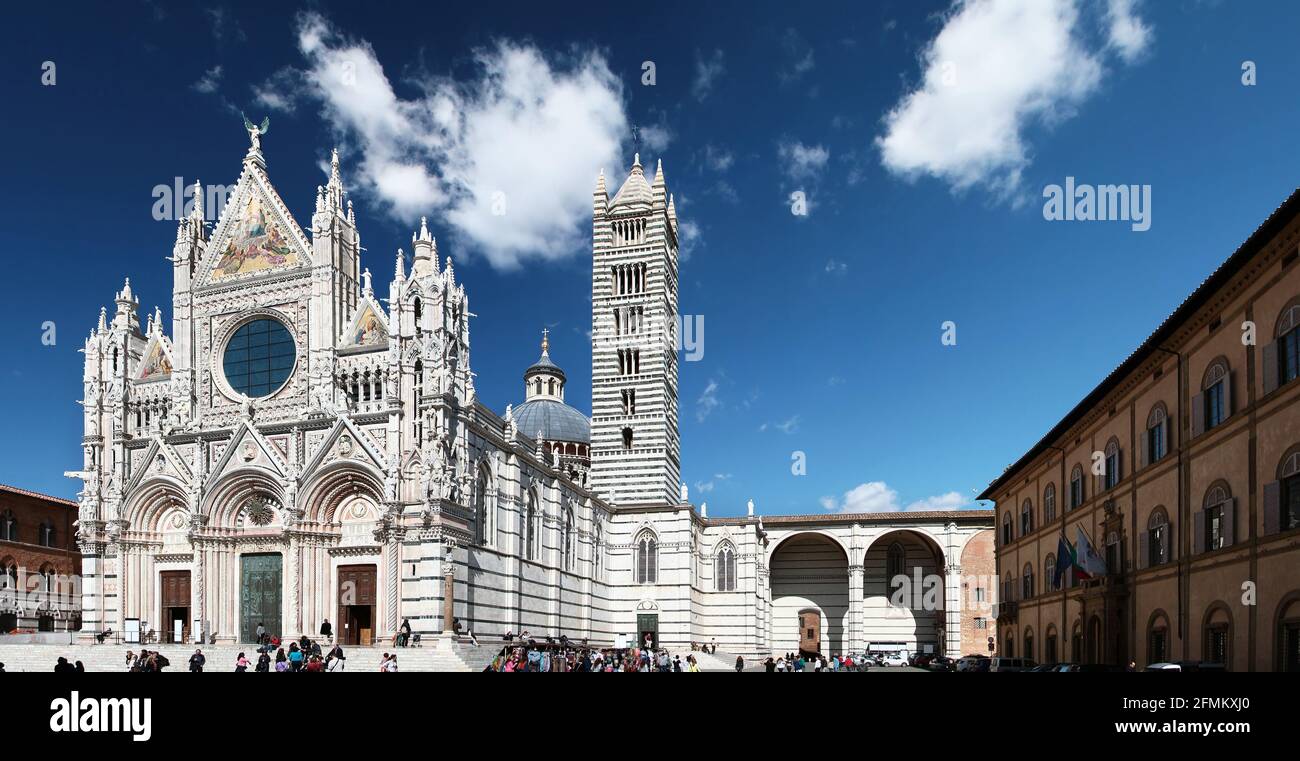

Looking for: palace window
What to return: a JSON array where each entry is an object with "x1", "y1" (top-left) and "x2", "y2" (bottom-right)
[
  {"x1": 1043, "y1": 483, "x2": 1056, "y2": 523},
  {"x1": 1022, "y1": 563, "x2": 1034, "y2": 599},
  {"x1": 0, "y1": 510, "x2": 15, "y2": 542},
  {"x1": 1146, "y1": 405, "x2": 1168, "y2": 465},
  {"x1": 1275, "y1": 302, "x2": 1300, "y2": 388},
  {"x1": 1146, "y1": 508, "x2": 1169, "y2": 567},
  {"x1": 1149, "y1": 620, "x2": 1168, "y2": 665},
  {"x1": 1045, "y1": 553, "x2": 1058, "y2": 591},
  {"x1": 39, "y1": 521, "x2": 55, "y2": 548},
  {"x1": 1104, "y1": 439, "x2": 1122, "y2": 490},
  {"x1": 1200, "y1": 360, "x2": 1230, "y2": 432},
  {"x1": 1070, "y1": 465, "x2": 1085, "y2": 509},
  {"x1": 1021, "y1": 499, "x2": 1033, "y2": 535},
  {"x1": 715, "y1": 544, "x2": 737, "y2": 592},
  {"x1": 1045, "y1": 629, "x2": 1058, "y2": 663},
  {"x1": 1277, "y1": 450, "x2": 1300, "y2": 533},
  {"x1": 1201, "y1": 484, "x2": 1232, "y2": 552},
  {"x1": 1205, "y1": 619, "x2": 1231, "y2": 666},
  {"x1": 1001, "y1": 513, "x2": 1013, "y2": 546},
  {"x1": 635, "y1": 531, "x2": 657, "y2": 585},
  {"x1": 1024, "y1": 629, "x2": 1034, "y2": 662}
]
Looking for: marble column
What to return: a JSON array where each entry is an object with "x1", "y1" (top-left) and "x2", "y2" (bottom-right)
[
  {"x1": 441, "y1": 538, "x2": 458, "y2": 635},
  {"x1": 848, "y1": 564, "x2": 865, "y2": 653}
]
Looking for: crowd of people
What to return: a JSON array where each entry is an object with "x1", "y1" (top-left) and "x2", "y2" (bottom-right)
[
  {"x1": 486, "y1": 643, "x2": 704, "y2": 672},
  {"x1": 761, "y1": 653, "x2": 864, "y2": 672}
]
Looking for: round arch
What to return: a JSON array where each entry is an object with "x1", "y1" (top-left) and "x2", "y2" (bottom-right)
[
  {"x1": 121, "y1": 477, "x2": 190, "y2": 534},
  {"x1": 201, "y1": 467, "x2": 287, "y2": 529},
  {"x1": 298, "y1": 461, "x2": 385, "y2": 527},
  {"x1": 768, "y1": 532, "x2": 850, "y2": 658}
]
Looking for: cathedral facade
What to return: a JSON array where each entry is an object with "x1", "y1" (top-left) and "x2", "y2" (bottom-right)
[{"x1": 69, "y1": 131, "x2": 992, "y2": 657}]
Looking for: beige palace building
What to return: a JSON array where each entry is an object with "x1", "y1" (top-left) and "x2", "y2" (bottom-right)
[{"x1": 981, "y1": 188, "x2": 1300, "y2": 672}]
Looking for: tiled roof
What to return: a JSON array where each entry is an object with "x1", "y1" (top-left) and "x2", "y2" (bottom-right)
[
  {"x1": 0, "y1": 483, "x2": 77, "y2": 507},
  {"x1": 707, "y1": 509, "x2": 994, "y2": 526}
]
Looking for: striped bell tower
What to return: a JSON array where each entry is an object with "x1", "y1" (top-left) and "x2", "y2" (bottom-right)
[{"x1": 589, "y1": 155, "x2": 681, "y2": 505}]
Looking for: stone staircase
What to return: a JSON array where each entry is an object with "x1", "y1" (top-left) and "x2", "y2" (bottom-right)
[{"x1": 0, "y1": 641, "x2": 474, "y2": 673}]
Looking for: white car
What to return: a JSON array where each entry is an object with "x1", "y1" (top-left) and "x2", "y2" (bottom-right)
[{"x1": 881, "y1": 654, "x2": 908, "y2": 667}]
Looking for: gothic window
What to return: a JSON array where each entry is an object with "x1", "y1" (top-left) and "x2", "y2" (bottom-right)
[
  {"x1": 0, "y1": 511, "x2": 15, "y2": 542},
  {"x1": 622, "y1": 427, "x2": 633, "y2": 450},
  {"x1": 1104, "y1": 438, "x2": 1122, "y2": 490},
  {"x1": 1043, "y1": 483, "x2": 1057, "y2": 523},
  {"x1": 621, "y1": 389, "x2": 636, "y2": 415},
  {"x1": 635, "y1": 530, "x2": 658, "y2": 585},
  {"x1": 887, "y1": 542, "x2": 905, "y2": 581},
  {"x1": 0, "y1": 559, "x2": 16, "y2": 590},
  {"x1": 525, "y1": 490, "x2": 538, "y2": 561},
  {"x1": 563, "y1": 507, "x2": 575, "y2": 570},
  {"x1": 594, "y1": 521, "x2": 604, "y2": 577},
  {"x1": 1021, "y1": 498, "x2": 1033, "y2": 535},
  {"x1": 39, "y1": 521, "x2": 55, "y2": 548},
  {"x1": 715, "y1": 544, "x2": 737, "y2": 592},
  {"x1": 1070, "y1": 465, "x2": 1085, "y2": 509},
  {"x1": 474, "y1": 467, "x2": 492, "y2": 547},
  {"x1": 412, "y1": 296, "x2": 422, "y2": 327}
]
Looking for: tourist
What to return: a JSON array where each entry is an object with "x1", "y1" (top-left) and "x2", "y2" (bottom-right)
[
  {"x1": 327, "y1": 643, "x2": 346, "y2": 671},
  {"x1": 235, "y1": 652, "x2": 249, "y2": 672},
  {"x1": 189, "y1": 649, "x2": 206, "y2": 673},
  {"x1": 55, "y1": 656, "x2": 76, "y2": 674},
  {"x1": 125, "y1": 651, "x2": 136, "y2": 671},
  {"x1": 288, "y1": 643, "x2": 304, "y2": 671},
  {"x1": 75, "y1": 661, "x2": 86, "y2": 673},
  {"x1": 383, "y1": 653, "x2": 398, "y2": 672},
  {"x1": 397, "y1": 618, "x2": 412, "y2": 647},
  {"x1": 687, "y1": 655, "x2": 701, "y2": 672},
  {"x1": 305, "y1": 655, "x2": 325, "y2": 672},
  {"x1": 255, "y1": 622, "x2": 266, "y2": 645},
  {"x1": 320, "y1": 618, "x2": 333, "y2": 643},
  {"x1": 256, "y1": 651, "x2": 271, "y2": 673},
  {"x1": 764, "y1": 657, "x2": 776, "y2": 673},
  {"x1": 274, "y1": 649, "x2": 288, "y2": 673},
  {"x1": 734, "y1": 655, "x2": 744, "y2": 672}
]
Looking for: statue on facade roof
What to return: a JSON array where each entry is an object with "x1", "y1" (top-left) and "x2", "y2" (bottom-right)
[{"x1": 242, "y1": 113, "x2": 270, "y2": 151}]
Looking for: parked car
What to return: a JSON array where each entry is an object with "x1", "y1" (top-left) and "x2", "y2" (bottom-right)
[
  {"x1": 989, "y1": 657, "x2": 1037, "y2": 672},
  {"x1": 956, "y1": 655, "x2": 990, "y2": 672},
  {"x1": 1058, "y1": 663, "x2": 1127, "y2": 672},
  {"x1": 911, "y1": 653, "x2": 934, "y2": 668},
  {"x1": 1026, "y1": 663, "x2": 1063, "y2": 672},
  {"x1": 881, "y1": 653, "x2": 909, "y2": 667},
  {"x1": 928, "y1": 656, "x2": 956, "y2": 672},
  {"x1": 1144, "y1": 661, "x2": 1226, "y2": 672}
]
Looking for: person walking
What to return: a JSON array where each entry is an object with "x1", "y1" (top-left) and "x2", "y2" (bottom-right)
[
  {"x1": 188, "y1": 649, "x2": 206, "y2": 673},
  {"x1": 255, "y1": 622, "x2": 266, "y2": 645},
  {"x1": 327, "y1": 643, "x2": 346, "y2": 672},
  {"x1": 734, "y1": 655, "x2": 745, "y2": 672},
  {"x1": 256, "y1": 651, "x2": 271, "y2": 673},
  {"x1": 235, "y1": 652, "x2": 249, "y2": 672}
]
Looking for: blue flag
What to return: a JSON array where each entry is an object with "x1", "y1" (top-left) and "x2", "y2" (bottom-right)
[{"x1": 1052, "y1": 534, "x2": 1073, "y2": 588}]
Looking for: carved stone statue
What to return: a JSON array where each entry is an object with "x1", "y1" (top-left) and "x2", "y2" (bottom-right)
[{"x1": 242, "y1": 113, "x2": 270, "y2": 151}]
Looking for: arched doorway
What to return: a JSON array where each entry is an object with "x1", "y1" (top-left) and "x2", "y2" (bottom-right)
[{"x1": 769, "y1": 533, "x2": 849, "y2": 657}]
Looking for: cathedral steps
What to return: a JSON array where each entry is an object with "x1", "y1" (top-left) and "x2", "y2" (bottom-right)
[{"x1": 0, "y1": 643, "x2": 472, "y2": 673}]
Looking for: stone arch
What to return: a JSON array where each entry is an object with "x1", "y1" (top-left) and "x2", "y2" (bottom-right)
[
  {"x1": 1201, "y1": 600, "x2": 1234, "y2": 667},
  {"x1": 122, "y1": 477, "x2": 190, "y2": 534},
  {"x1": 201, "y1": 467, "x2": 287, "y2": 529},
  {"x1": 298, "y1": 460, "x2": 385, "y2": 527},
  {"x1": 1272, "y1": 591, "x2": 1300, "y2": 671},
  {"x1": 765, "y1": 529, "x2": 850, "y2": 567},
  {"x1": 769, "y1": 532, "x2": 850, "y2": 658}
]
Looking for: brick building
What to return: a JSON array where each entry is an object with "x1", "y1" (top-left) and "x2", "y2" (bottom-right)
[
  {"x1": 0, "y1": 484, "x2": 82, "y2": 633},
  {"x1": 981, "y1": 188, "x2": 1300, "y2": 672}
]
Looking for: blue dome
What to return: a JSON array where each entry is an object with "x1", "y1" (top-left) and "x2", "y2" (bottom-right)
[{"x1": 513, "y1": 399, "x2": 591, "y2": 444}]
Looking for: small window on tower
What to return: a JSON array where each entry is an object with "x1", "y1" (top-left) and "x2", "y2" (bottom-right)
[{"x1": 622, "y1": 427, "x2": 634, "y2": 450}]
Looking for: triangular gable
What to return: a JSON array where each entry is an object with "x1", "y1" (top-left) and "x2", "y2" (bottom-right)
[
  {"x1": 342, "y1": 298, "x2": 390, "y2": 349},
  {"x1": 137, "y1": 335, "x2": 174, "y2": 381},
  {"x1": 207, "y1": 421, "x2": 289, "y2": 484},
  {"x1": 126, "y1": 437, "x2": 192, "y2": 492},
  {"x1": 300, "y1": 416, "x2": 385, "y2": 483},
  {"x1": 197, "y1": 164, "x2": 312, "y2": 288}
]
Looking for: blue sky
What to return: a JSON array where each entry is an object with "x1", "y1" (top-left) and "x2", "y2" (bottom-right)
[{"x1": 2, "y1": 0, "x2": 1298, "y2": 516}]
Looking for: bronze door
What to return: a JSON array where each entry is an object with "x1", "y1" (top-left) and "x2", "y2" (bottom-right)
[{"x1": 240, "y1": 553, "x2": 282, "y2": 643}]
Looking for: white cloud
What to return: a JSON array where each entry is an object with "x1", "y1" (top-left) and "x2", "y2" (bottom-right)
[
  {"x1": 692, "y1": 49, "x2": 725, "y2": 101},
  {"x1": 779, "y1": 29, "x2": 817, "y2": 84},
  {"x1": 1106, "y1": 0, "x2": 1152, "y2": 62},
  {"x1": 695, "y1": 473, "x2": 732, "y2": 494},
  {"x1": 678, "y1": 218, "x2": 702, "y2": 261},
  {"x1": 825, "y1": 259, "x2": 848, "y2": 274},
  {"x1": 778, "y1": 140, "x2": 830, "y2": 181},
  {"x1": 288, "y1": 12, "x2": 628, "y2": 270},
  {"x1": 192, "y1": 65, "x2": 223, "y2": 94},
  {"x1": 639, "y1": 123, "x2": 673, "y2": 153},
  {"x1": 696, "y1": 379, "x2": 720, "y2": 422},
  {"x1": 876, "y1": 0, "x2": 1149, "y2": 198},
  {"x1": 760, "y1": 415, "x2": 801, "y2": 434},
  {"x1": 252, "y1": 67, "x2": 305, "y2": 113},
  {"x1": 821, "y1": 482, "x2": 974, "y2": 513},
  {"x1": 703, "y1": 144, "x2": 734, "y2": 172}
]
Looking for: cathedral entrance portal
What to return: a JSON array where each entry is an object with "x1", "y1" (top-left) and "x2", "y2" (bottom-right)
[
  {"x1": 240, "y1": 553, "x2": 282, "y2": 643},
  {"x1": 338, "y1": 564, "x2": 377, "y2": 646},
  {"x1": 160, "y1": 570, "x2": 191, "y2": 644}
]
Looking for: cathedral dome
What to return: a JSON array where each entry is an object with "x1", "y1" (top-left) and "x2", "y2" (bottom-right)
[
  {"x1": 512, "y1": 398, "x2": 591, "y2": 444},
  {"x1": 515, "y1": 330, "x2": 589, "y2": 444}
]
